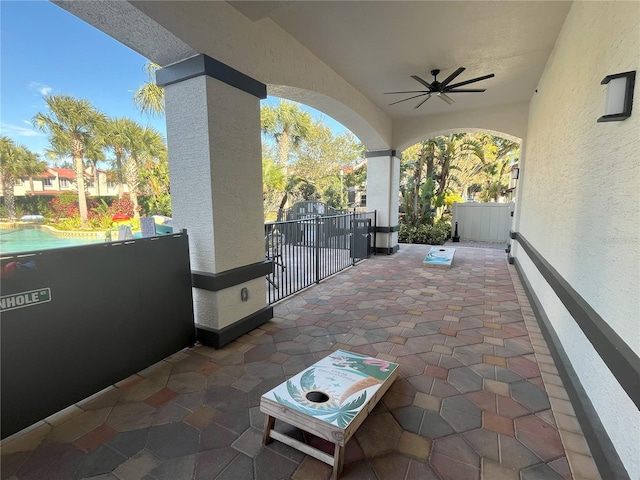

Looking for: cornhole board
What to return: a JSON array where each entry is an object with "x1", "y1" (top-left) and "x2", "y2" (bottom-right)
[
  {"x1": 261, "y1": 350, "x2": 399, "y2": 479},
  {"x1": 423, "y1": 246, "x2": 455, "y2": 268}
]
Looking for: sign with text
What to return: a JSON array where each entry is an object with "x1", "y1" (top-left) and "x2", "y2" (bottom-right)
[
  {"x1": 140, "y1": 217, "x2": 156, "y2": 238},
  {"x1": 0, "y1": 288, "x2": 51, "y2": 313}
]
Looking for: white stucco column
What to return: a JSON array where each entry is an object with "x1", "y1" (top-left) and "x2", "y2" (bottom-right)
[
  {"x1": 157, "y1": 55, "x2": 271, "y2": 348},
  {"x1": 365, "y1": 150, "x2": 401, "y2": 254}
]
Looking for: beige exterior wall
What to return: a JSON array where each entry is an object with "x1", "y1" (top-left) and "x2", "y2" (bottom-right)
[
  {"x1": 8, "y1": 170, "x2": 126, "y2": 198},
  {"x1": 514, "y1": 2, "x2": 640, "y2": 476},
  {"x1": 131, "y1": 1, "x2": 393, "y2": 151},
  {"x1": 164, "y1": 74, "x2": 266, "y2": 331}
]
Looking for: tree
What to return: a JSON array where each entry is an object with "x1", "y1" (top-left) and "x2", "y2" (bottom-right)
[
  {"x1": 103, "y1": 118, "x2": 137, "y2": 199},
  {"x1": 401, "y1": 134, "x2": 483, "y2": 226},
  {"x1": 134, "y1": 62, "x2": 164, "y2": 116},
  {"x1": 261, "y1": 100, "x2": 313, "y2": 165},
  {"x1": 0, "y1": 139, "x2": 47, "y2": 219},
  {"x1": 0, "y1": 137, "x2": 21, "y2": 220},
  {"x1": 83, "y1": 135, "x2": 106, "y2": 198},
  {"x1": 476, "y1": 135, "x2": 519, "y2": 202},
  {"x1": 21, "y1": 148, "x2": 48, "y2": 195},
  {"x1": 262, "y1": 155, "x2": 286, "y2": 216},
  {"x1": 139, "y1": 149, "x2": 171, "y2": 216},
  {"x1": 294, "y1": 125, "x2": 364, "y2": 207},
  {"x1": 124, "y1": 123, "x2": 166, "y2": 219},
  {"x1": 275, "y1": 175, "x2": 317, "y2": 221},
  {"x1": 33, "y1": 95, "x2": 107, "y2": 228}
]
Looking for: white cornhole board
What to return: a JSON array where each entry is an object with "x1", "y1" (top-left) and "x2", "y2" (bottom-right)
[
  {"x1": 261, "y1": 350, "x2": 398, "y2": 479},
  {"x1": 423, "y1": 246, "x2": 455, "y2": 267}
]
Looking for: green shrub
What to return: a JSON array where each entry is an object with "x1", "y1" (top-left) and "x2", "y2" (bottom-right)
[
  {"x1": 54, "y1": 216, "x2": 84, "y2": 230},
  {"x1": 399, "y1": 221, "x2": 449, "y2": 245},
  {"x1": 436, "y1": 215, "x2": 452, "y2": 239}
]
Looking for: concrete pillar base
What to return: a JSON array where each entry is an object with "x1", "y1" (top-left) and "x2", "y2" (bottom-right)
[{"x1": 195, "y1": 306, "x2": 273, "y2": 349}]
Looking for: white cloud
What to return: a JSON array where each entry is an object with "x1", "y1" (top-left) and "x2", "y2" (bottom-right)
[
  {"x1": 28, "y1": 82, "x2": 53, "y2": 96},
  {"x1": 0, "y1": 122, "x2": 44, "y2": 138}
]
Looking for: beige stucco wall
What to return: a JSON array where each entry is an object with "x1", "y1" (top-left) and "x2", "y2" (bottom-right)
[
  {"x1": 394, "y1": 102, "x2": 529, "y2": 150},
  {"x1": 165, "y1": 75, "x2": 266, "y2": 330},
  {"x1": 515, "y1": 2, "x2": 640, "y2": 476},
  {"x1": 57, "y1": 1, "x2": 531, "y2": 152},
  {"x1": 130, "y1": 1, "x2": 392, "y2": 151}
]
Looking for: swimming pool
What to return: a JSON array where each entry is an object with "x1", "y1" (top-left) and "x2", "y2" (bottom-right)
[{"x1": 0, "y1": 227, "x2": 104, "y2": 255}]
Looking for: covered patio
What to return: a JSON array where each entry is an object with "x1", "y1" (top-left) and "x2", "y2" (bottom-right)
[
  {"x1": 2, "y1": 1, "x2": 637, "y2": 478},
  {"x1": 1, "y1": 245, "x2": 599, "y2": 480}
]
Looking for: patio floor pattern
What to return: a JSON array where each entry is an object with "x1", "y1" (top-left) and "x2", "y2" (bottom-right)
[{"x1": 1, "y1": 244, "x2": 602, "y2": 480}]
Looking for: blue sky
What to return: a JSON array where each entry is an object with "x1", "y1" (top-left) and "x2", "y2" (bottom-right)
[{"x1": 0, "y1": 1, "x2": 348, "y2": 162}]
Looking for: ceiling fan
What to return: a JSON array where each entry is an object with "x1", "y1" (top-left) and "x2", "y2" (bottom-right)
[{"x1": 384, "y1": 67, "x2": 495, "y2": 108}]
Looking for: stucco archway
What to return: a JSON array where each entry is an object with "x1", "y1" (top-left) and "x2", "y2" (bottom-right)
[{"x1": 267, "y1": 85, "x2": 390, "y2": 152}]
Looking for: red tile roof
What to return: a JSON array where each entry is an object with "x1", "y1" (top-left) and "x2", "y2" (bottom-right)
[{"x1": 47, "y1": 168, "x2": 76, "y2": 179}]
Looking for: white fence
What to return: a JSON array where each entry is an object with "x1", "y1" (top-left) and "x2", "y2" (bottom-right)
[{"x1": 451, "y1": 202, "x2": 514, "y2": 242}]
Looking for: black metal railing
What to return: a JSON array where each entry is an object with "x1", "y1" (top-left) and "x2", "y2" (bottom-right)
[{"x1": 265, "y1": 210, "x2": 376, "y2": 304}]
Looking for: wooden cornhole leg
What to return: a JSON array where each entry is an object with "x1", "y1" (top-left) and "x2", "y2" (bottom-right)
[
  {"x1": 263, "y1": 415, "x2": 275, "y2": 445},
  {"x1": 261, "y1": 414, "x2": 345, "y2": 479},
  {"x1": 333, "y1": 443, "x2": 345, "y2": 479}
]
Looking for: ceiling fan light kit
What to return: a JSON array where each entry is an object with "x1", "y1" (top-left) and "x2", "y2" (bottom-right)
[{"x1": 385, "y1": 67, "x2": 495, "y2": 108}]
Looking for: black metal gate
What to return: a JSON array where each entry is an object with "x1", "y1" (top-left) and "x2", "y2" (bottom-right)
[{"x1": 265, "y1": 211, "x2": 376, "y2": 304}]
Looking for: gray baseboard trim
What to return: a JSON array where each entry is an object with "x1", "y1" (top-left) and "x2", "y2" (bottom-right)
[
  {"x1": 365, "y1": 150, "x2": 402, "y2": 160},
  {"x1": 375, "y1": 225, "x2": 400, "y2": 233},
  {"x1": 374, "y1": 245, "x2": 399, "y2": 255},
  {"x1": 511, "y1": 232, "x2": 639, "y2": 409},
  {"x1": 192, "y1": 260, "x2": 273, "y2": 292},
  {"x1": 195, "y1": 306, "x2": 273, "y2": 349},
  {"x1": 513, "y1": 258, "x2": 630, "y2": 480}
]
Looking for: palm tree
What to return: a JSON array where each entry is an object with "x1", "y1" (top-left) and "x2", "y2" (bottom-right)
[
  {"x1": 0, "y1": 137, "x2": 21, "y2": 220},
  {"x1": 476, "y1": 135, "x2": 519, "y2": 202},
  {"x1": 84, "y1": 137, "x2": 106, "y2": 198},
  {"x1": 134, "y1": 62, "x2": 164, "y2": 116},
  {"x1": 401, "y1": 134, "x2": 484, "y2": 226},
  {"x1": 261, "y1": 100, "x2": 313, "y2": 165},
  {"x1": 448, "y1": 152, "x2": 485, "y2": 200},
  {"x1": 21, "y1": 149, "x2": 48, "y2": 195},
  {"x1": 104, "y1": 118, "x2": 137, "y2": 199},
  {"x1": 125, "y1": 123, "x2": 166, "y2": 219},
  {"x1": 33, "y1": 95, "x2": 107, "y2": 228},
  {"x1": 0, "y1": 139, "x2": 46, "y2": 219}
]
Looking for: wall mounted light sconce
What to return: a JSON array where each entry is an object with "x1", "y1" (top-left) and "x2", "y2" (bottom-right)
[
  {"x1": 598, "y1": 70, "x2": 636, "y2": 122},
  {"x1": 511, "y1": 167, "x2": 520, "y2": 180}
]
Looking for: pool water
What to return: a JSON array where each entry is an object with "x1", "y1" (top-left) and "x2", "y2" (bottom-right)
[{"x1": 0, "y1": 228, "x2": 104, "y2": 255}]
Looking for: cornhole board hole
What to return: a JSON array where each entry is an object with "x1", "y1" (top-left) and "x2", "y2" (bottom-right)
[
  {"x1": 423, "y1": 246, "x2": 455, "y2": 268},
  {"x1": 261, "y1": 350, "x2": 399, "y2": 479}
]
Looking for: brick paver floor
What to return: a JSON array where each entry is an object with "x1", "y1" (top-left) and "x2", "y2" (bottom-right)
[{"x1": 1, "y1": 244, "x2": 601, "y2": 480}]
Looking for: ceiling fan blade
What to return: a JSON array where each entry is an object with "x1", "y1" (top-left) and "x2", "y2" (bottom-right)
[
  {"x1": 439, "y1": 67, "x2": 465, "y2": 88},
  {"x1": 445, "y1": 88, "x2": 487, "y2": 93},
  {"x1": 411, "y1": 75, "x2": 434, "y2": 90},
  {"x1": 384, "y1": 90, "x2": 429, "y2": 95},
  {"x1": 437, "y1": 92, "x2": 455, "y2": 105},
  {"x1": 388, "y1": 93, "x2": 430, "y2": 106},
  {"x1": 447, "y1": 73, "x2": 495, "y2": 89},
  {"x1": 414, "y1": 94, "x2": 432, "y2": 109}
]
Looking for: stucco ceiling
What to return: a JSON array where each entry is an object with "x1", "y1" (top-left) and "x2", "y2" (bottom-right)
[
  {"x1": 55, "y1": 0, "x2": 573, "y2": 143},
  {"x1": 229, "y1": 1, "x2": 572, "y2": 119}
]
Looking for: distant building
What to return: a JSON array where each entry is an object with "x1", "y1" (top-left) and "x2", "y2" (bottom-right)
[{"x1": 2, "y1": 167, "x2": 128, "y2": 198}]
